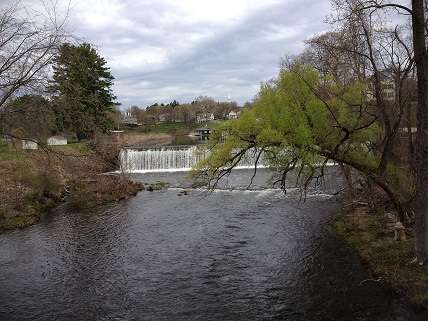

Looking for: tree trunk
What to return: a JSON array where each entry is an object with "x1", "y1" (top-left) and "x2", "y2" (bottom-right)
[{"x1": 412, "y1": 0, "x2": 428, "y2": 263}]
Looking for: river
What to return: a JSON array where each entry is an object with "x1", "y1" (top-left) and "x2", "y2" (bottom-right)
[{"x1": 0, "y1": 169, "x2": 424, "y2": 320}]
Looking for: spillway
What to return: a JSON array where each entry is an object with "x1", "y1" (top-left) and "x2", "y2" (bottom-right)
[{"x1": 119, "y1": 146, "x2": 264, "y2": 173}]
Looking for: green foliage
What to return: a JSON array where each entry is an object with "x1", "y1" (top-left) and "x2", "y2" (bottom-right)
[
  {"x1": 196, "y1": 65, "x2": 380, "y2": 178},
  {"x1": 52, "y1": 142, "x2": 90, "y2": 155},
  {"x1": 49, "y1": 43, "x2": 117, "y2": 139}
]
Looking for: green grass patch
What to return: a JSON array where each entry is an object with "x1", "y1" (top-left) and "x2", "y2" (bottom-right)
[
  {"x1": 206, "y1": 120, "x2": 225, "y2": 128},
  {"x1": 51, "y1": 142, "x2": 90, "y2": 154},
  {"x1": 124, "y1": 121, "x2": 226, "y2": 136},
  {"x1": 0, "y1": 139, "x2": 23, "y2": 161},
  {"x1": 170, "y1": 135, "x2": 195, "y2": 146},
  {"x1": 126, "y1": 122, "x2": 198, "y2": 135}
]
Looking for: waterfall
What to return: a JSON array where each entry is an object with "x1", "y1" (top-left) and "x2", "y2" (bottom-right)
[{"x1": 119, "y1": 146, "x2": 265, "y2": 173}]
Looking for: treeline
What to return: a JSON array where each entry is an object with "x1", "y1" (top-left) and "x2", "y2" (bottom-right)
[{"x1": 125, "y1": 97, "x2": 250, "y2": 125}]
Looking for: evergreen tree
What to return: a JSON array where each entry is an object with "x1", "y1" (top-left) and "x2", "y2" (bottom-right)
[{"x1": 49, "y1": 43, "x2": 117, "y2": 140}]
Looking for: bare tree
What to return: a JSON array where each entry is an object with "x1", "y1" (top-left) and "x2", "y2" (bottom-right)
[
  {"x1": 0, "y1": 0, "x2": 69, "y2": 139},
  {"x1": 327, "y1": 0, "x2": 428, "y2": 263},
  {"x1": 307, "y1": 1, "x2": 416, "y2": 177}
]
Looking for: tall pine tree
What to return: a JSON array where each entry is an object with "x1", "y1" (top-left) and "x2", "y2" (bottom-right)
[{"x1": 49, "y1": 43, "x2": 117, "y2": 140}]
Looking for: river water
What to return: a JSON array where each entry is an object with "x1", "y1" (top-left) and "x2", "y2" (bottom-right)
[{"x1": 0, "y1": 169, "x2": 425, "y2": 320}]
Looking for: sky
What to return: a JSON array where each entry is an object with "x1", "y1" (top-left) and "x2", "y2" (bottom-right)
[{"x1": 5, "y1": 0, "x2": 332, "y2": 108}]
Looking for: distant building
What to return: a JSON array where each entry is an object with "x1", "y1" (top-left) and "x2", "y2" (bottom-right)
[
  {"x1": 399, "y1": 127, "x2": 417, "y2": 134},
  {"x1": 365, "y1": 70, "x2": 418, "y2": 166},
  {"x1": 122, "y1": 112, "x2": 141, "y2": 126},
  {"x1": 47, "y1": 135, "x2": 67, "y2": 146},
  {"x1": 380, "y1": 75, "x2": 396, "y2": 102},
  {"x1": 227, "y1": 110, "x2": 240, "y2": 120},
  {"x1": 22, "y1": 139, "x2": 38, "y2": 150},
  {"x1": 367, "y1": 70, "x2": 397, "y2": 102},
  {"x1": 196, "y1": 113, "x2": 214, "y2": 124}
]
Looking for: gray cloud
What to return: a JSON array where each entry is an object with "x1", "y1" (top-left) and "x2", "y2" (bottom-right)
[{"x1": 6, "y1": 0, "x2": 331, "y2": 107}]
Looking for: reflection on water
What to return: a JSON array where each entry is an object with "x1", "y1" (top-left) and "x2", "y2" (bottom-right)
[{"x1": 0, "y1": 170, "x2": 425, "y2": 321}]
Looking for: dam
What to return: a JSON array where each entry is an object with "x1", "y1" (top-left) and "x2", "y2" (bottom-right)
[{"x1": 119, "y1": 145, "x2": 265, "y2": 173}]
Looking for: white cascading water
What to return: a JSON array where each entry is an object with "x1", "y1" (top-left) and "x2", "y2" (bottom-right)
[{"x1": 119, "y1": 146, "x2": 265, "y2": 173}]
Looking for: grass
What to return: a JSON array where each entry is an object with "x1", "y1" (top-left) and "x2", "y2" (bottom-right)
[
  {"x1": 126, "y1": 122, "x2": 198, "y2": 135},
  {"x1": 0, "y1": 139, "x2": 23, "y2": 161},
  {"x1": 0, "y1": 139, "x2": 90, "y2": 160},
  {"x1": 50, "y1": 142, "x2": 90, "y2": 154},
  {"x1": 333, "y1": 210, "x2": 428, "y2": 308},
  {"x1": 169, "y1": 135, "x2": 195, "y2": 146},
  {"x1": 124, "y1": 120, "x2": 225, "y2": 135}
]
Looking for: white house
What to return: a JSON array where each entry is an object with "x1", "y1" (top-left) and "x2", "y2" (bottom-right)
[
  {"x1": 227, "y1": 110, "x2": 240, "y2": 120},
  {"x1": 47, "y1": 135, "x2": 68, "y2": 146},
  {"x1": 122, "y1": 115, "x2": 140, "y2": 126},
  {"x1": 366, "y1": 71, "x2": 396, "y2": 102},
  {"x1": 381, "y1": 77, "x2": 396, "y2": 101},
  {"x1": 22, "y1": 139, "x2": 38, "y2": 150},
  {"x1": 196, "y1": 113, "x2": 215, "y2": 124},
  {"x1": 399, "y1": 127, "x2": 417, "y2": 134}
]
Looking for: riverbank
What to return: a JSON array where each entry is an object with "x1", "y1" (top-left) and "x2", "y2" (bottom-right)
[
  {"x1": 0, "y1": 140, "x2": 144, "y2": 231},
  {"x1": 333, "y1": 204, "x2": 428, "y2": 310}
]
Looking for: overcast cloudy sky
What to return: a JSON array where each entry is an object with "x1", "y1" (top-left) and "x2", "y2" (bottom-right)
[{"x1": 13, "y1": 0, "x2": 332, "y2": 108}]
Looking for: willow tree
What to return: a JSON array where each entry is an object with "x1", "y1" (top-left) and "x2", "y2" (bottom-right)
[{"x1": 194, "y1": 65, "x2": 414, "y2": 221}]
